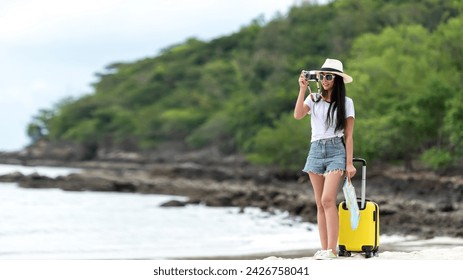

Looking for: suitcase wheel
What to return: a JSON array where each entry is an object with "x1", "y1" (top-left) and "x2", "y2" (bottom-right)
[
  {"x1": 364, "y1": 249, "x2": 379, "y2": 258},
  {"x1": 338, "y1": 249, "x2": 351, "y2": 257}
]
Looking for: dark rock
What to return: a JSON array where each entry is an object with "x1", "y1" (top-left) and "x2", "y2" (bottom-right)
[
  {"x1": 113, "y1": 182, "x2": 137, "y2": 192},
  {"x1": 379, "y1": 205, "x2": 397, "y2": 216},
  {"x1": 160, "y1": 200, "x2": 187, "y2": 207},
  {"x1": 204, "y1": 194, "x2": 234, "y2": 207},
  {"x1": 438, "y1": 203, "x2": 455, "y2": 212},
  {"x1": 0, "y1": 171, "x2": 24, "y2": 182}
]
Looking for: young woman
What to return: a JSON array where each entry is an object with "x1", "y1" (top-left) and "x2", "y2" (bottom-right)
[{"x1": 293, "y1": 58, "x2": 356, "y2": 260}]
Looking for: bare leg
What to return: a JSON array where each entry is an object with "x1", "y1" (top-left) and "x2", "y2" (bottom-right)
[
  {"x1": 308, "y1": 172, "x2": 327, "y2": 249},
  {"x1": 321, "y1": 171, "x2": 344, "y2": 253}
]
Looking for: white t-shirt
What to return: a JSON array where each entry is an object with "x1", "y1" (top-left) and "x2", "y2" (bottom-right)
[{"x1": 304, "y1": 94, "x2": 355, "y2": 142}]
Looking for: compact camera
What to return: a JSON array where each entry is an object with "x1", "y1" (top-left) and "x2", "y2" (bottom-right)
[{"x1": 302, "y1": 70, "x2": 318, "y2": 81}]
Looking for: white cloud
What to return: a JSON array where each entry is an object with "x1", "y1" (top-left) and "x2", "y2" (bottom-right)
[
  {"x1": 0, "y1": 0, "x2": 126, "y2": 44},
  {"x1": 1, "y1": 0, "x2": 293, "y2": 46},
  {"x1": 0, "y1": 0, "x2": 297, "y2": 151}
]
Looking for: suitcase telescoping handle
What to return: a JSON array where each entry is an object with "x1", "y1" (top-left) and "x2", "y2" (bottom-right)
[{"x1": 353, "y1": 158, "x2": 366, "y2": 209}]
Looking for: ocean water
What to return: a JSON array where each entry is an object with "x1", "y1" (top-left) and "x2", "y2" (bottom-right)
[{"x1": 0, "y1": 164, "x2": 319, "y2": 259}]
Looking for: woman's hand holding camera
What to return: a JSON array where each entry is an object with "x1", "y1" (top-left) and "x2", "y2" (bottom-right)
[{"x1": 299, "y1": 71, "x2": 308, "y2": 90}]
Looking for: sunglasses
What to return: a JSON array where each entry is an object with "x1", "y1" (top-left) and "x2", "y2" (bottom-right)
[{"x1": 319, "y1": 74, "x2": 336, "y2": 81}]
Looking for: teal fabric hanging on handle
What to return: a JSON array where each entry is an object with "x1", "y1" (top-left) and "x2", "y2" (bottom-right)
[{"x1": 342, "y1": 177, "x2": 360, "y2": 230}]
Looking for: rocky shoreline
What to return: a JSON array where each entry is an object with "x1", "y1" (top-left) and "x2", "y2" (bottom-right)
[
  {"x1": 0, "y1": 147, "x2": 463, "y2": 238},
  {"x1": 1, "y1": 152, "x2": 462, "y2": 239}
]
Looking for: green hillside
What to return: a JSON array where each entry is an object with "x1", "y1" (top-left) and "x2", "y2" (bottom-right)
[{"x1": 27, "y1": 0, "x2": 463, "y2": 171}]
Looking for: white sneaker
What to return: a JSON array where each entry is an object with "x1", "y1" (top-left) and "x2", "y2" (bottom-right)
[
  {"x1": 313, "y1": 250, "x2": 324, "y2": 260},
  {"x1": 314, "y1": 249, "x2": 337, "y2": 260}
]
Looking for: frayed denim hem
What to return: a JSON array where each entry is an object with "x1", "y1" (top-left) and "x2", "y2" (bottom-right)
[{"x1": 304, "y1": 169, "x2": 345, "y2": 177}]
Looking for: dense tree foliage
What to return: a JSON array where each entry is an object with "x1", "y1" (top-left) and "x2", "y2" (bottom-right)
[{"x1": 28, "y1": 0, "x2": 463, "y2": 170}]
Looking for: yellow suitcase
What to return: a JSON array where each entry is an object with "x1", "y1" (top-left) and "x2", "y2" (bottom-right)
[{"x1": 338, "y1": 158, "x2": 380, "y2": 258}]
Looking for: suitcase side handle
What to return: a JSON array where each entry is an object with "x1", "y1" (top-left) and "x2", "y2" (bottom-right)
[
  {"x1": 353, "y1": 158, "x2": 366, "y2": 166},
  {"x1": 353, "y1": 158, "x2": 366, "y2": 208}
]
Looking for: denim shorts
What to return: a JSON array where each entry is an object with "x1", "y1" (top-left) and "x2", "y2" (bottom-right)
[{"x1": 302, "y1": 137, "x2": 346, "y2": 175}]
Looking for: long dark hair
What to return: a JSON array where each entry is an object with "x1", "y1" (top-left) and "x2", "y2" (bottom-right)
[{"x1": 320, "y1": 75, "x2": 346, "y2": 132}]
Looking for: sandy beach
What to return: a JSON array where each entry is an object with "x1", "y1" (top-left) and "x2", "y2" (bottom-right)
[
  {"x1": 264, "y1": 236, "x2": 463, "y2": 260},
  {"x1": 176, "y1": 236, "x2": 463, "y2": 260}
]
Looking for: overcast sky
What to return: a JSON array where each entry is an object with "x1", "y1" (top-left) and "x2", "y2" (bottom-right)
[{"x1": 0, "y1": 0, "x2": 303, "y2": 152}]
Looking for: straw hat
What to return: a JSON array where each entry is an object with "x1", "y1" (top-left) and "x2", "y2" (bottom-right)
[{"x1": 315, "y1": 58, "x2": 353, "y2": 83}]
